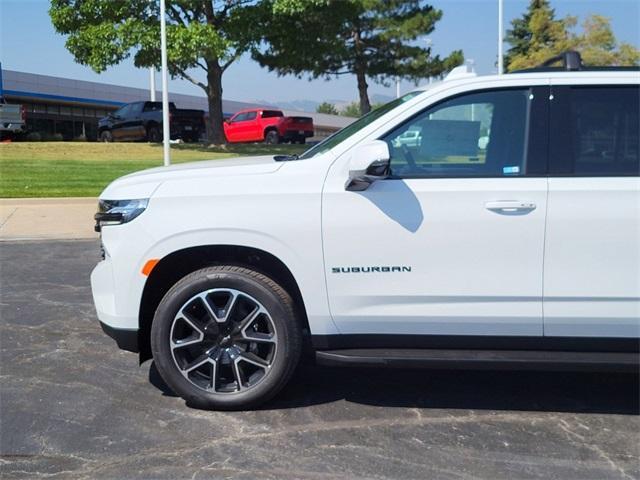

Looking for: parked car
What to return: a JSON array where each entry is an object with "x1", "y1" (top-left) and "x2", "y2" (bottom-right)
[
  {"x1": 392, "y1": 128, "x2": 421, "y2": 148},
  {"x1": 223, "y1": 108, "x2": 314, "y2": 144},
  {"x1": 98, "y1": 101, "x2": 205, "y2": 143},
  {"x1": 92, "y1": 52, "x2": 639, "y2": 410},
  {"x1": 0, "y1": 98, "x2": 25, "y2": 139}
]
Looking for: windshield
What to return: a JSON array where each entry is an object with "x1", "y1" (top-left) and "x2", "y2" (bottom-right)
[{"x1": 299, "y1": 91, "x2": 423, "y2": 159}]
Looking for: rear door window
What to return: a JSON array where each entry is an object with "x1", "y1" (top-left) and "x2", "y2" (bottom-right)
[{"x1": 550, "y1": 86, "x2": 639, "y2": 176}]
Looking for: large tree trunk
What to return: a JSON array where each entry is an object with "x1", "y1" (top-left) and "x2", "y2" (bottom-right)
[
  {"x1": 356, "y1": 68, "x2": 371, "y2": 116},
  {"x1": 206, "y1": 61, "x2": 226, "y2": 145}
]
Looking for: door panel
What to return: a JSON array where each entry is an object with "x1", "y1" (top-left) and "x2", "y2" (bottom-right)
[
  {"x1": 322, "y1": 177, "x2": 547, "y2": 335},
  {"x1": 322, "y1": 87, "x2": 548, "y2": 336},
  {"x1": 544, "y1": 85, "x2": 640, "y2": 337},
  {"x1": 544, "y1": 178, "x2": 640, "y2": 337}
]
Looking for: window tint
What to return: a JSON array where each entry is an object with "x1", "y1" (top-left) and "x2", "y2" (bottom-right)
[
  {"x1": 568, "y1": 87, "x2": 639, "y2": 176},
  {"x1": 116, "y1": 104, "x2": 131, "y2": 118},
  {"x1": 143, "y1": 102, "x2": 162, "y2": 112},
  {"x1": 262, "y1": 110, "x2": 284, "y2": 118},
  {"x1": 381, "y1": 89, "x2": 530, "y2": 178},
  {"x1": 232, "y1": 112, "x2": 247, "y2": 122},
  {"x1": 245, "y1": 111, "x2": 257, "y2": 120},
  {"x1": 299, "y1": 91, "x2": 422, "y2": 159}
]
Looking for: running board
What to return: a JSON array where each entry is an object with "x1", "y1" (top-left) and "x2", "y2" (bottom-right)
[{"x1": 315, "y1": 349, "x2": 639, "y2": 372}]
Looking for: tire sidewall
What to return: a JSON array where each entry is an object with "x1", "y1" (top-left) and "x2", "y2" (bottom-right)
[
  {"x1": 264, "y1": 130, "x2": 278, "y2": 144},
  {"x1": 147, "y1": 126, "x2": 161, "y2": 143},
  {"x1": 100, "y1": 130, "x2": 113, "y2": 142},
  {"x1": 151, "y1": 268, "x2": 300, "y2": 410}
]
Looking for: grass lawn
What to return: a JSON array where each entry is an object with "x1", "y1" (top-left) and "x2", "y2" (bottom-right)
[{"x1": 0, "y1": 142, "x2": 307, "y2": 198}]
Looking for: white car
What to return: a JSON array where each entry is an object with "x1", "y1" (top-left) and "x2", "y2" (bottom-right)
[{"x1": 91, "y1": 52, "x2": 639, "y2": 410}]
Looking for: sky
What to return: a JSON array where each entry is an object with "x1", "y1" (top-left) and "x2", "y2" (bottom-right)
[{"x1": 1, "y1": 0, "x2": 638, "y2": 108}]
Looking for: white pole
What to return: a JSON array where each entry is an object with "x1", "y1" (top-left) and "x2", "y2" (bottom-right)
[
  {"x1": 149, "y1": 68, "x2": 156, "y2": 101},
  {"x1": 396, "y1": 78, "x2": 400, "y2": 98},
  {"x1": 498, "y1": 0, "x2": 504, "y2": 74},
  {"x1": 160, "y1": 0, "x2": 171, "y2": 166}
]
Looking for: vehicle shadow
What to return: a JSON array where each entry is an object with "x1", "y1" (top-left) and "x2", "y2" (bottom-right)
[{"x1": 148, "y1": 361, "x2": 639, "y2": 415}]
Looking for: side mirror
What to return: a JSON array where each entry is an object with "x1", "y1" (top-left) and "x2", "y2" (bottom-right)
[{"x1": 345, "y1": 140, "x2": 391, "y2": 191}]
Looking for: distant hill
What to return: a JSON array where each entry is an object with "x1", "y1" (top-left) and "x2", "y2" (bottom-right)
[{"x1": 250, "y1": 93, "x2": 396, "y2": 114}]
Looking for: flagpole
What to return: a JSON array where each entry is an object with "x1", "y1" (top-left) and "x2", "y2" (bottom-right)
[
  {"x1": 160, "y1": 0, "x2": 171, "y2": 166},
  {"x1": 498, "y1": 0, "x2": 504, "y2": 74}
]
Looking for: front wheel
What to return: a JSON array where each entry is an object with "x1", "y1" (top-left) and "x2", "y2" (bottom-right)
[
  {"x1": 100, "y1": 130, "x2": 113, "y2": 143},
  {"x1": 151, "y1": 266, "x2": 302, "y2": 410},
  {"x1": 264, "y1": 130, "x2": 279, "y2": 145},
  {"x1": 147, "y1": 125, "x2": 161, "y2": 143}
]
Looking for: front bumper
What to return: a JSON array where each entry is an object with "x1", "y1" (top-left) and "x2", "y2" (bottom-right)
[
  {"x1": 91, "y1": 258, "x2": 140, "y2": 352},
  {"x1": 100, "y1": 322, "x2": 139, "y2": 353}
]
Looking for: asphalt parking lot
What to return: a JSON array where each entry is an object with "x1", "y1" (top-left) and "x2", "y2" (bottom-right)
[{"x1": 1, "y1": 240, "x2": 638, "y2": 480}]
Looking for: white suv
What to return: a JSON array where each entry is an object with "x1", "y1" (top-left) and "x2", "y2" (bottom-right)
[{"x1": 91, "y1": 53, "x2": 639, "y2": 410}]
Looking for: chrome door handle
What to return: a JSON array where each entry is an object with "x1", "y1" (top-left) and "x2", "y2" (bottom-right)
[{"x1": 485, "y1": 201, "x2": 537, "y2": 214}]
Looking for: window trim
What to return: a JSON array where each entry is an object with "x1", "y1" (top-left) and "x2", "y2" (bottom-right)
[{"x1": 378, "y1": 86, "x2": 550, "y2": 180}]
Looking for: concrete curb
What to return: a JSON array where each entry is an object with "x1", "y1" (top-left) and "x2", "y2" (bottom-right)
[{"x1": 0, "y1": 197, "x2": 98, "y2": 241}]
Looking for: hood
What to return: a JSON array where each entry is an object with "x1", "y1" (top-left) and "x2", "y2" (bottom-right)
[{"x1": 100, "y1": 155, "x2": 283, "y2": 199}]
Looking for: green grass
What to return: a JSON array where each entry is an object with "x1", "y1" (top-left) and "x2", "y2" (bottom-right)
[{"x1": 0, "y1": 142, "x2": 307, "y2": 198}]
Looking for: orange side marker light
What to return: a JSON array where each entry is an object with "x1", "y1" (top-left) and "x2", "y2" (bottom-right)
[{"x1": 141, "y1": 259, "x2": 160, "y2": 276}]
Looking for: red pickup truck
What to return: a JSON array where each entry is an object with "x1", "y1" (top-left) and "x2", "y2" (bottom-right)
[{"x1": 223, "y1": 108, "x2": 314, "y2": 144}]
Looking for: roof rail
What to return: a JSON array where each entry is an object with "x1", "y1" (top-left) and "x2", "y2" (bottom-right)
[
  {"x1": 510, "y1": 50, "x2": 640, "y2": 73},
  {"x1": 541, "y1": 51, "x2": 583, "y2": 70}
]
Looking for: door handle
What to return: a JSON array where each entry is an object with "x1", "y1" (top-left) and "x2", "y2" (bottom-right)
[{"x1": 485, "y1": 201, "x2": 537, "y2": 214}]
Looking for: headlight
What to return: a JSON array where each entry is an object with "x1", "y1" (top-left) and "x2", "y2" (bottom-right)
[{"x1": 94, "y1": 199, "x2": 148, "y2": 232}]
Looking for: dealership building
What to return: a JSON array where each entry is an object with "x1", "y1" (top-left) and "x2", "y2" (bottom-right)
[{"x1": 0, "y1": 68, "x2": 353, "y2": 141}]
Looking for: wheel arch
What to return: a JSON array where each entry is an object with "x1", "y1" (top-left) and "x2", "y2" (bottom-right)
[
  {"x1": 138, "y1": 244, "x2": 310, "y2": 362},
  {"x1": 263, "y1": 126, "x2": 279, "y2": 139}
]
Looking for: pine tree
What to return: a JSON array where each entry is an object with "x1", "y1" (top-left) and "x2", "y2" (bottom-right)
[
  {"x1": 504, "y1": 0, "x2": 567, "y2": 71},
  {"x1": 254, "y1": 0, "x2": 462, "y2": 116}
]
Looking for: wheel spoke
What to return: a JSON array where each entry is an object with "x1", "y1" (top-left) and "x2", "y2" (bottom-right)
[
  {"x1": 208, "y1": 360, "x2": 217, "y2": 392},
  {"x1": 238, "y1": 351, "x2": 270, "y2": 369},
  {"x1": 238, "y1": 307, "x2": 276, "y2": 344},
  {"x1": 171, "y1": 316, "x2": 204, "y2": 350},
  {"x1": 199, "y1": 294, "x2": 223, "y2": 323},
  {"x1": 200, "y1": 290, "x2": 239, "y2": 324},
  {"x1": 237, "y1": 306, "x2": 261, "y2": 332},
  {"x1": 232, "y1": 360, "x2": 245, "y2": 391},
  {"x1": 241, "y1": 330, "x2": 276, "y2": 344},
  {"x1": 182, "y1": 354, "x2": 210, "y2": 373}
]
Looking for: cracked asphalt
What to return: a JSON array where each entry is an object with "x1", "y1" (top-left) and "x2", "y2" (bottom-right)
[{"x1": 1, "y1": 240, "x2": 639, "y2": 480}]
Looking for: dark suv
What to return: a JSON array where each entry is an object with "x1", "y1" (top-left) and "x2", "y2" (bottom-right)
[{"x1": 98, "y1": 101, "x2": 205, "y2": 143}]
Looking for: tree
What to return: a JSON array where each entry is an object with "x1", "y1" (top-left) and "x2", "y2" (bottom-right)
[
  {"x1": 49, "y1": 0, "x2": 261, "y2": 145},
  {"x1": 577, "y1": 15, "x2": 640, "y2": 66},
  {"x1": 340, "y1": 102, "x2": 361, "y2": 118},
  {"x1": 505, "y1": 2, "x2": 639, "y2": 71},
  {"x1": 316, "y1": 102, "x2": 339, "y2": 115},
  {"x1": 254, "y1": 0, "x2": 463, "y2": 116},
  {"x1": 504, "y1": 0, "x2": 562, "y2": 71}
]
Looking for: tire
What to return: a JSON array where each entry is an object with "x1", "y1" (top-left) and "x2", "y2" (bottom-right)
[
  {"x1": 147, "y1": 125, "x2": 161, "y2": 143},
  {"x1": 296, "y1": 137, "x2": 306, "y2": 145},
  {"x1": 100, "y1": 130, "x2": 113, "y2": 143},
  {"x1": 264, "y1": 130, "x2": 279, "y2": 145},
  {"x1": 151, "y1": 266, "x2": 302, "y2": 410}
]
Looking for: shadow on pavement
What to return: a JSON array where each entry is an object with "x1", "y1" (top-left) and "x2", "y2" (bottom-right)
[{"x1": 148, "y1": 361, "x2": 639, "y2": 415}]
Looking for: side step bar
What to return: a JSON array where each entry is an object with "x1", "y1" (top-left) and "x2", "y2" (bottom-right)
[{"x1": 316, "y1": 349, "x2": 639, "y2": 372}]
